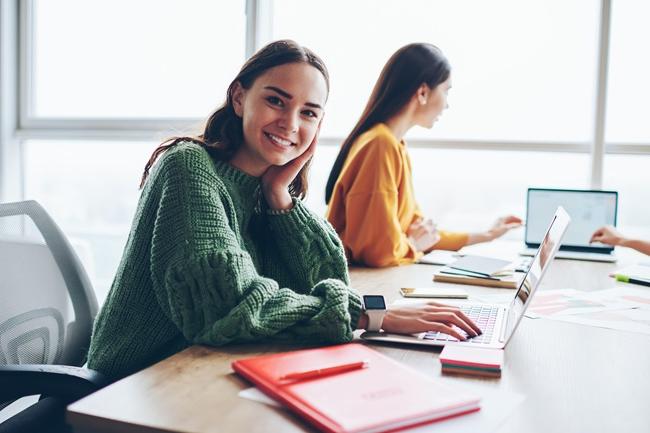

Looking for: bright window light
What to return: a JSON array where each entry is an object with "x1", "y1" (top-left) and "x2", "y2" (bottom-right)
[
  {"x1": 408, "y1": 148, "x2": 590, "y2": 234},
  {"x1": 603, "y1": 154, "x2": 650, "y2": 233},
  {"x1": 271, "y1": 0, "x2": 599, "y2": 142},
  {"x1": 24, "y1": 139, "x2": 158, "y2": 302},
  {"x1": 605, "y1": 0, "x2": 650, "y2": 144},
  {"x1": 32, "y1": 0, "x2": 246, "y2": 118}
]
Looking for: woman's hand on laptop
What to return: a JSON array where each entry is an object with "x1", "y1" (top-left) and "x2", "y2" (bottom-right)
[
  {"x1": 379, "y1": 302, "x2": 482, "y2": 340},
  {"x1": 590, "y1": 225, "x2": 623, "y2": 246},
  {"x1": 591, "y1": 225, "x2": 650, "y2": 255}
]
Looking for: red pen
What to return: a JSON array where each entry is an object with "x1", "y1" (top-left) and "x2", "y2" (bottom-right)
[{"x1": 280, "y1": 360, "x2": 369, "y2": 382}]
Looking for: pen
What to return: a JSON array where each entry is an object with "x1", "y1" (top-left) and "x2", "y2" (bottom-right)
[
  {"x1": 615, "y1": 274, "x2": 650, "y2": 288},
  {"x1": 280, "y1": 360, "x2": 369, "y2": 382},
  {"x1": 439, "y1": 269, "x2": 500, "y2": 280}
]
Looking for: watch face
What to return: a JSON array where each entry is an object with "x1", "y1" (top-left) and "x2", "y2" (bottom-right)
[{"x1": 363, "y1": 295, "x2": 386, "y2": 310}]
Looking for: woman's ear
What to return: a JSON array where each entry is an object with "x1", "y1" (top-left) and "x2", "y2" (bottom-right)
[
  {"x1": 232, "y1": 82, "x2": 245, "y2": 117},
  {"x1": 417, "y1": 84, "x2": 429, "y2": 106}
]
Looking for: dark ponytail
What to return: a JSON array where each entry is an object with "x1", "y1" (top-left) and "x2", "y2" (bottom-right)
[{"x1": 325, "y1": 43, "x2": 450, "y2": 204}]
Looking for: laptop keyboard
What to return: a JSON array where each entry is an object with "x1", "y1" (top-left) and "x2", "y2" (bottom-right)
[{"x1": 423, "y1": 305, "x2": 500, "y2": 344}]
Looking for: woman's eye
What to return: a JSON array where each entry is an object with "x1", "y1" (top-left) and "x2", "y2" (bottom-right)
[
  {"x1": 267, "y1": 96, "x2": 283, "y2": 106},
  {"x1": 302, "y1": 110, "x2": 317, "y2": 118}
]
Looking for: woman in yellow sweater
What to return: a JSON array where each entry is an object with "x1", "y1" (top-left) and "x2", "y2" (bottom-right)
[{"x1": 326, "y1": 43, "x2": 521, "y2": 267}]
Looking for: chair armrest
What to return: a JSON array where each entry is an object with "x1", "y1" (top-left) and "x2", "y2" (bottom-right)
[{"x1": 0, "y1": 364, "x2": 108, "y2": 403}]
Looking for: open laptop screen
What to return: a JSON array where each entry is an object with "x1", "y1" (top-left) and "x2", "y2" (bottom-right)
[
  {"x1": 504, "y1": 206, "x2": 571, "y2": 345},
  {"x1": 525, "y1": 188, "x2": 617, "y2": 252}
]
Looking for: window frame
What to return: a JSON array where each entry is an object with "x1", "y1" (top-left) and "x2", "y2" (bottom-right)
[
  {"x1": 0, "y1": 0, "x2": 23, "y2": 203},
  {"x1": 17, "y1": 0, "x2": 263, "y2": 138},
  {"x1": 2, "y1": 0, "x2": 650, "y2": 205}
]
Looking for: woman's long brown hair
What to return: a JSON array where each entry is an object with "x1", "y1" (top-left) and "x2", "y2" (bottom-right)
[
  {"x1": 324, "y1": 43, "x2": 450, "y2": 204},
  {"x1": 140, "y1": 39, "x2": 330, "y2": 200}
]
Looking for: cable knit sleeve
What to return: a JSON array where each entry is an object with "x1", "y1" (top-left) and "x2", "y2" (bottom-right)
[
  {"x1": 266, "y1": 200, "x2": 361, "y2": 329},
  {"x1": 149, "y1": 148, "x2": 361, "y2": 346}
]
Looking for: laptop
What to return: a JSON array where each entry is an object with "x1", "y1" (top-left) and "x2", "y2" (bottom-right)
[
  {"x1": 521, "y1": 188, "x2": 618, "y2": 262},
  {"x1": 361, "y1": 206, "x2": 571, "y2": 349}
]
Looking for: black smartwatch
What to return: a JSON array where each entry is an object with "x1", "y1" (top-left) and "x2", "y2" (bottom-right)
[{"x1": 363, "y1": 295, "x2": 387, "y2": 332}]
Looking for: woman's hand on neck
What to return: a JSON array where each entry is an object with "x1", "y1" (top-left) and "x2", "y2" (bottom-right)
[{"x1": 261, "y1": 137, "x2": 317, "y2": 211}]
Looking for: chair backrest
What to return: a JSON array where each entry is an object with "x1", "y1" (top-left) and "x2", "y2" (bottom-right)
[{"x1": 0, "y1": 200, "x2": 98, "y2": 369}]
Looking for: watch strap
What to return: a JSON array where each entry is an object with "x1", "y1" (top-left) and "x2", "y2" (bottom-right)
[{"x1": 366, "y1": 310, "x2": 386, "y2": 332}]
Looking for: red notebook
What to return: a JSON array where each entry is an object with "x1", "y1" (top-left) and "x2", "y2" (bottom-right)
[{"x1": 232, "y1": 343, "x2": 480, "y2": 433}]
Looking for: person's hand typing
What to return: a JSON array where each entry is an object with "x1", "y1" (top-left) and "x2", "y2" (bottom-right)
[{"x1": 359, "y1": 302, "x2": 482, "y2": 340}]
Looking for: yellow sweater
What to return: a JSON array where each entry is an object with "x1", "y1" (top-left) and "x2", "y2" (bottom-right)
[{"x1": 326, "y1": 123, "x2": 468, "y2": 267}]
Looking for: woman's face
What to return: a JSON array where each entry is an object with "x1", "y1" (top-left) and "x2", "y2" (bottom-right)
[
  {"x1": 415, "y1": 76, "x2": 451, "y2": 129},
  {"x1": 232, "y1": 63, "x2": 328, "y2": 175}
]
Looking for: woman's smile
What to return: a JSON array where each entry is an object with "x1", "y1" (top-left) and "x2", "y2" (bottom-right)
[{"x1": 264, "y1": 131, "x2": 296, "y2": 150}]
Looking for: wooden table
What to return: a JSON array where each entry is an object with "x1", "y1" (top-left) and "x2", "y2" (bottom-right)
[{"x1": 67, "y1": 242, "x2": 650, "y2": 433}]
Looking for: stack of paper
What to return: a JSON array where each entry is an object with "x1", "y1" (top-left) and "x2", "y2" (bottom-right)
[
  {"x1": 440, "y1": 345, "x2": 504, "y2": 378},
  {"x1": 433, "y1": 255, "x2": 523, "y2": 289},
  {"x1": 433, "y1": 269, "x2": 523, "y2": 289},
  {"x1": 447, "y1": 255, "x2": 513, "y2": 277},
  {"x1": 418, "y1": 250, "x2": 462, "y2": 266}
]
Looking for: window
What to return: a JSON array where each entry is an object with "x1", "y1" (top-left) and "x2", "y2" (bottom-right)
[
  {"x1": 603, "y1": 154, "x2": 650, "y2": 235},
  {"x1": 24, "y1": 139, "x2": 157, "y2": 302},
  {"x1": 409, "y1": 149, "x2": 590, "y2": 234},
  {"x1": 2, "y1": 0, "x2": 648, "y2": 305},
  {"x1": 20, "y1": 0, "x2": 248, "y2": 301},
  {"x1": 605, "y1": 0, "x2": 650, "y2": 144},
  {"x1": 303, "y1": 143, "x2": 337, "y2": 215},
  {"x1": 31, "y1": 0, "x2": 245, "y2": 119},
  {"x1": 271, "y1": 0, "x2": 599, "y2": 142}
]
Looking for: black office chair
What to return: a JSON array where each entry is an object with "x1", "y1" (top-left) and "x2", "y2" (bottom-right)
[{"x1": 0, "y1": 201, "x2": 107, "y2": 433}]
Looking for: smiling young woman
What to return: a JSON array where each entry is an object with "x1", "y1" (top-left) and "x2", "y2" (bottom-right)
[{"x1": 86, "y1": 40, "x2": 481, "y2": 382}]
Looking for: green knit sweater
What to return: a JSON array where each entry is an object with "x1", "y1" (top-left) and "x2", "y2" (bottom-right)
[{"x1": 87, "y1": 143, "x2": 362, "y2": 380}]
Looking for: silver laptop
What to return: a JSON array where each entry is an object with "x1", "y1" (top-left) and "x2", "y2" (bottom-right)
[
  {"x1": 521, "y1": 188, "x2": 617, "y2": 262},
  {"x1": 361, "y1": 206, "x2": 571, "y2": 349}
]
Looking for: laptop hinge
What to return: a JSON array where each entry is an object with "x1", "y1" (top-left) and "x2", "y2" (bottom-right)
[{"x1": 498, "y1": 308, "x2": 508, "y2": 343}]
